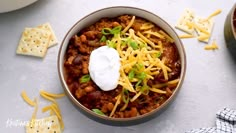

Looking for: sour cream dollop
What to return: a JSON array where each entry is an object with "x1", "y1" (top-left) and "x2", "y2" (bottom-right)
[{"x1": 89, "y1": 46, "x2": 120, "y2": 91}]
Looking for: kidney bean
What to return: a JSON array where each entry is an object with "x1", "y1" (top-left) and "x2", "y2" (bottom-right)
[
  {"x1": 73, "y1": 55, "x2": 82, "y2": 65},
  {"x1": 87, "y1": 91, "x2": 102, "y2": 101}
]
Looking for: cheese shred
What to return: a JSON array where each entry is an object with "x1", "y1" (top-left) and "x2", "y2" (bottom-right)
[
  {"x1": 21, "y1": 90, "x2": 36, "y2": 107},
  {"x1": 179, "y1": 34, "x2": 195, "y2": 39},
  {"x1": 109, "y1": 94, "x2": 121, "y2": 117},
  {"x1": 122, "y1": 16, "x2": 135, "y2": 34},
  {"x1": 204, "y1": 40, "x2": 219, "y2": 50},
  {"x1": 40, "y1": 90, "x2": 65, "y2": 99}
]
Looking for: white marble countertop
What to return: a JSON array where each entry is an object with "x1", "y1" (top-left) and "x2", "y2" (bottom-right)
[{"x1": 0, "y1": 0, "x2": 236, "y2": 133}]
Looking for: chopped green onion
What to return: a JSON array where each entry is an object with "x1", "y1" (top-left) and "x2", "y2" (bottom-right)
[
  {"x1": 122, "y1": 89, "x2": 130, "y2": 104},
  {"x1": 92, "y1": 109, "x2": 106, "y2": 116},
  {"x1": 128, "y1": 70, "x2": 135, "y2": 80},
  {"x1": 137, "y1": 72, "x2": 147, "y2": 80},
  {"x1": 129, "y1": 41, "x2": 139, "y2": 50},
  {"x1": 80, "y1": 74, "x2": 90, "y2": 83},
  {"x1": 101, "y1": 28, "x2": 111, "y2": 35},
  {"x1": 135, "y1": 80, "x2": 142, "y2": 87},
  {"x1": 107, "y1": 40, "x2": 116, "y2": 48},
  {"x1": 101, "y1": 26, "x2": 122, "y2": 35},
  {"x1": 100, "y1": 35, "x2": 107, "y2": 42},
  {"x1": 136, "y1": 63, "x2": 144, "y2": 70},
  {"x1": 110, "y1": 26, "x2": 122, "y2": 34},
  {"x1": 140, "y1": 43, "x2": 147, "y2": 48},
  {"x1": 121, "y1": 40, "x2": 127, "y2": 46},
  {"x1": 156, "y1": 51, "x2": 162, "y2": 58},
  {"x1": 140, "y1": 84, "x2": 150, "y2": 94}
]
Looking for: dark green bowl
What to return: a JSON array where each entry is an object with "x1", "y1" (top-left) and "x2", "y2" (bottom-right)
[{"x1": 224, "y1": 3, "x2": 236, "y2": 57}]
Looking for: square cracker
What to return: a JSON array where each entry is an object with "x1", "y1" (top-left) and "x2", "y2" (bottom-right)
[
  {"x1": 175, "y1": 9, "x2": 195, "y2": 34},
  {"x1": 37, "y1": 23, "x2": 58, "y2": 47},
  {"x1": 16, "y1": 28, "x2": 51, "y2": 58},
  {"x1": 26, "y1": 115, "x2": 61, "y2": 133},
  {"x1": 194, "y1": 16, "x2": 214, "y2": 43}
]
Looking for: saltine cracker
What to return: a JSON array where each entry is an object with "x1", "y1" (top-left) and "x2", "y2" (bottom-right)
[
  {"x1": 37, "y1": 23, "x2": 58, "y2": 47},
  {"x1": 175, "y1": 9, "x2": 195, "y2": 34},
  {"x1": 194, "y1": 16, "x2": 214, "y2": 43},
  {"x1": 26, "y1": 115, "x2": 61, "y2": 133},
  {"x1": 16, "y1": 28, "x2": 51, "y2": 58}
]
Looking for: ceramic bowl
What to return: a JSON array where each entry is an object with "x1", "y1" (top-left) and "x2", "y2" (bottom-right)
[
  {"x1": 0, "y1": 0, "x2": 38, "y2": 13},
  {"x1": 58, "y1": 6, "x2": 186, "y2": 126},
  {"x1": 224, "y1": 3, "x2": 236, "y2": 57}
]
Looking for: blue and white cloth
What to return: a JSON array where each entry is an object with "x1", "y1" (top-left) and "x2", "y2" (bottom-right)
[{"x1": 186, "y1": 108, "x2": 236, "y2": 133}]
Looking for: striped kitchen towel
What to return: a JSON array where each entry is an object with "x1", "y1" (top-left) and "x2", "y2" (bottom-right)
[{"x1": 186, "y1": 107, "x2": 236, "y2": 133}]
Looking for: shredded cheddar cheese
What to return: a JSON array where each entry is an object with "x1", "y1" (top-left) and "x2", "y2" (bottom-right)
[
  {"x1": 109, "y1": 94, "x2": 121, "y2": 117},
  {"x1": 150, "y1": 88, "x2": 167, "y2": 94},
  {"x1": 197, "y1": 33, "x2": 210, "y2": 41},
  {"x1": 21, "y1": 89, "x2": 65, "y2": 131},
  {"x1": 30, "y1": 98, "x2": 38, "y2": 128},
  {"x1": 179, "y1": 34, "x2": 195, "y2": 39},
  {"x1": 130, "y1": 91, "x2": 142, "y2": 102},
  {"x1": 122, "y1": 16, "x2": 135, "y2": 34},
  {"x1": 40, "y1": 90, "x2": 64, "y2": 130},
  {"x1": 204, "y1": 40, "x2": 219, "y2": 50},
  {"x1": 204, "y1": 9, "x2": 222, "y2": 22},
  {"x1": 21, "y1": 90, "x2": 36, "y2": 107},
  {"x1": 143, "y1": 30, "x2": 165, "y2": 39},
  {"x1": 40, "y1": 90, "x2": 65, "y2": 99},
  {"x1": 140, "y1": 22, "x2": 154, "y2": 30},
  {"x1": 152, "y1": 79, "x2": 180, "y2": 89},
  {"x1": 159, "y1": 30, "x2": 174, "y2": 43}
]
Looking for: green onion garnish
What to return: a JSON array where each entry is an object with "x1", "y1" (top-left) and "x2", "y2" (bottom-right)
[
  {"x1": 136, "y1": 63, "x2": 144, "y2": 70},
  {"x1": 80, "y1": 74, "x2": 90, "y2": 83},
  {"x1": 100, "y1": 35, "x2": 107, "y2": 42},
  {"x1": 137, "y1": 72, "x2": 147, "y2": 80},
  {"x1": 110, "y1": 26, "x2": 122, "y2": 34},
  {"x1": 107, "y1": 40, "x2": 116, "y2": 48},
  {"x1": 128, "y1": 70, "x2": 135, "y2": 80},
  {"x1": 135, "y1": 80, "x2": 142, "y2": 87},
  {"x1": 92, "y1": 109, "x2": 106, "y2": 116},
  {"x1": 101, "y1": 26, "x2": 122, "y2": 35},
  {"x1": 122, "y1": 89, "x2": 130, "y2": 104},
  {"x1": 101, "y1": 28, "x2": 111, "y2": 35},
  {"x1": 156, "y1": 51, "x2": 162, "y2": 58},
  {"x1": 129, "y1": 41, "x2": 139, "y2": 50}
]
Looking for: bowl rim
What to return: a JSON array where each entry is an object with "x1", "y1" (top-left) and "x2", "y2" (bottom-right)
[
  {"x1": 231, "y1": 3, "x2": 236, "y2": 39},
  {"x1": 58, "y1": 6, "x2": 187, "y2": 124}
]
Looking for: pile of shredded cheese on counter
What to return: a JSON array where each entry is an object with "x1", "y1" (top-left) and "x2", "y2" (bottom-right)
[{"x1": 21, "y1": 89, "x2": 65, "y2": 132}]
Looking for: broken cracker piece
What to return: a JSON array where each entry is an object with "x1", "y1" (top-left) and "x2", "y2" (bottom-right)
[
  {"x1": 37, "y1": 23, "x2": 58, "y2": 47},
  {"x1": 194, "y1": 16, "x2": 214, "y2": 43},
  {"x1": 26, "y1": 115, "x2": 61, "y2": 133},
  {"x1": 175, "y1": 8, "x2": 195, "y2": 34},
  {"x1": 16, "y1": 28, "x2": 51, "y2": 58}
]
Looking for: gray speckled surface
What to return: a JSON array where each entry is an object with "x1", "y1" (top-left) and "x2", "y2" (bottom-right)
[{"x1": 0, "y1": 0, "x2": 236, "y2": 133}]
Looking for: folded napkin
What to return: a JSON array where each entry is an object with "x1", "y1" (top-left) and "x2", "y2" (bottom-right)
[{"x1": 186, "y1": 107, "x2": 236, "y2": 133}]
